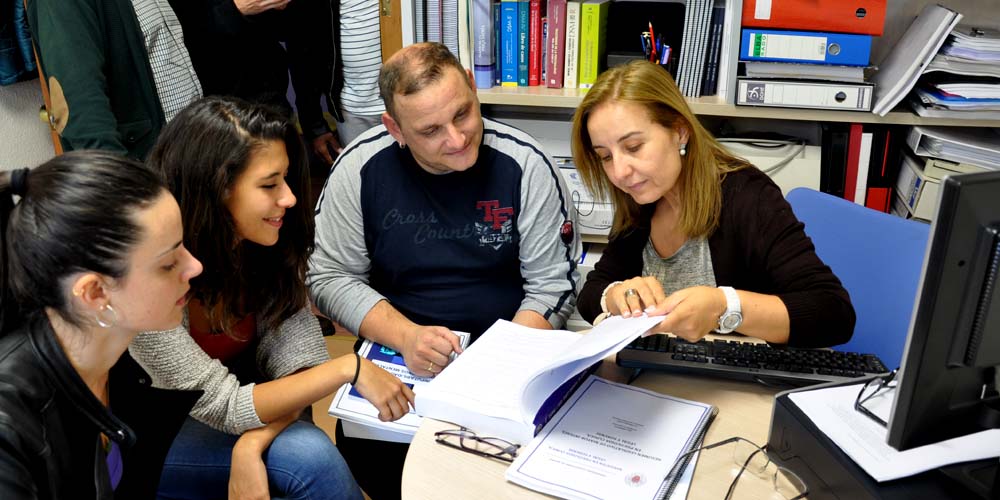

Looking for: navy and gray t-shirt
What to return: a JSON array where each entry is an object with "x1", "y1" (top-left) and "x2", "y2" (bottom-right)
[{"x1": 309, "y1": 118, "x2": 581, "y2": 339}]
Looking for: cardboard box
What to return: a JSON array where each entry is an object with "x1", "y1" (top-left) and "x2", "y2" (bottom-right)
[{"x1": 895, "y1": 153, "x2": 940, "y2": 221}]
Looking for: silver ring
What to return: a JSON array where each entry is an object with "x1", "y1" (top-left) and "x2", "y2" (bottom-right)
[{"x1": 624, "y1": 288, "x2": 638, "y2": 298}]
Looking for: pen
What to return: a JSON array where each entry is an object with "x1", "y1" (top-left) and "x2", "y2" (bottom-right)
[{"x1": 648, "y1": 21, "x2": 658, "y2": 62}]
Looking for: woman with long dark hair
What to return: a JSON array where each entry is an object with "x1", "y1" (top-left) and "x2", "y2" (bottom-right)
[
  {"x1": 131, "y1": 96, "x2": 412, "y2": 500},
  {"x1": 0, "y1": 151, "x2": 203, "y2": 498}
]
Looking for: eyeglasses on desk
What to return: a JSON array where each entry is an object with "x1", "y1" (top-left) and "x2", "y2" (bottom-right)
[
  {"x1": 434, "y1": 427, "x2": 521, "y2": 463},
  {"x1": 855, "y1": 369, "x2": 899, "y2": 427},
  {"x1": 673, "y1": 436, "x2": 808, "y2": 500}
]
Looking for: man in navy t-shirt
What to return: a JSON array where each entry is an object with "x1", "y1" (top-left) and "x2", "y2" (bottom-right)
[{"x1": 309, "y1": 42, "x2": 581, "y2": 377}]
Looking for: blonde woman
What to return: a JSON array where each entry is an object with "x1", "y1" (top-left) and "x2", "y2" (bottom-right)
[{"x1": 573, "y1": 61, "x2": 854, "y2": 347}]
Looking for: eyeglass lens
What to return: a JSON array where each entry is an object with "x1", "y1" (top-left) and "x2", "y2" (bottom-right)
[
  {"x1": 774, "y1": 467, "x2": 809, "y2": 499},
  {"x1": 732, "y1": 439, "x2": 772, "y2": 476},
  {"x1": 728, "y1": 440, "x2": 807, "y2": 500}
]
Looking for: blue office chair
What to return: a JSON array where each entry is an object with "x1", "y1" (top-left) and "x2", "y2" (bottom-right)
[{"x1": 786, "y1": 188, "x2": 930, "y2": 369}]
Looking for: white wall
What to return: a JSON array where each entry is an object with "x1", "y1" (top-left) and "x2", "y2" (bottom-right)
[{"x1": 0, "y1": 79, "x2": 55, "y2": 171}]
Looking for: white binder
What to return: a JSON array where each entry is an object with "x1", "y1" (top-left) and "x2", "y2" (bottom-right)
[{"x1": 736, "y1": 78, "x2": 874, "y2": 111}]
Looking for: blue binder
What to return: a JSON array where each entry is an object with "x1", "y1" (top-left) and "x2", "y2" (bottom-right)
[{"x1": 740, "y1": 29, "x2": 871, "y2": 66}]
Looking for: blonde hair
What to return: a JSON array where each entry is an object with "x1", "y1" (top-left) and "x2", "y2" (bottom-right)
[{"x1": 570, "y1": 61, "x2": 749, "y2": 239}]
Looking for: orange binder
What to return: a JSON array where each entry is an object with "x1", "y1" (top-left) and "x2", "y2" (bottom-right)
[{"x1": 742, "y1": 0, "x2": 887, "y2": 36}]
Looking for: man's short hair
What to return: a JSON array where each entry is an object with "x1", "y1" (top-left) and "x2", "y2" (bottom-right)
[{"x1": 379, "y1": 42, "x2": 467, "y2": 119}]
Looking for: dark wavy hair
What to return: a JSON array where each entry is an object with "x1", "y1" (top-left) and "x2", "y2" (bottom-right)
[
  {"x1": 147, "y1": 96, "x2": 314, "y2": 333},
  {"x1": 0, "y1": 151, "x2": 167, "y2": 332}
]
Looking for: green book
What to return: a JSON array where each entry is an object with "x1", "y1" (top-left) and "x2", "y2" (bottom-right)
[{"x1": 577, "y1": 0, "x2": 610, "y2": 89}]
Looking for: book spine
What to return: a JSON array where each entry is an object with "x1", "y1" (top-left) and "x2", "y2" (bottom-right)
[
  {"x1": 701, "y1": 4, "x2": 725, "y2": 96},
  {"x1": 739, "y1": 29, "x2": 872, "y2": 66},
  {"x1": 562, "y1": 0, "x2": 580, "y2": 89},
  {"x1": 545, "y1": 0, "x2": 566, "y2": 88},
  {"x1": 517, "y1": 0, "x2": 530, "y2": 85},
  {"x1": 843, "y1": 123, "x2": 864, "y2": 202},
  {"x1": 472, "y1": 0, "x2": 496, "y2": 87},
  {"x1": 528, "y1": 0, "x2": 542, "y2": 86},
  {"x1": 541, "y1": 16, "x2": 548, "y2": 85},
  {"x1": 494, "y1": 0, "x2": 502, "y2": 86},
  {"x1": 501, "y1": 0, "x2": 518, "y2": 87}
]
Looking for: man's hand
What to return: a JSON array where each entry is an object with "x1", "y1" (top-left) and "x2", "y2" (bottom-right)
[
  {"x1": 312, "y1": 132, "x2": 343, "y2": 165},
  {"x1": 233, "y1": 0, "x2": 290, "y2": 15},
  {"x1": 401, "y1": 326, "x2": 464, "y2": 377},
  {"x1": 352, "y1": 359, "x2": 416, "y2": 421}
]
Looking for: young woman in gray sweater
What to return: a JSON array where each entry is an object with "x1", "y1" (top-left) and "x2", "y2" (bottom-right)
[{"x1": 130, "y1": 97, "x2": 413, "y2": 500}]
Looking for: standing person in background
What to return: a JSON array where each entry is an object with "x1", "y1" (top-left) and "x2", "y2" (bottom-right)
[
  {"x1": 25, "y1": 0, "x2": 202, "y2": 159},
  {"x1": 308, "y1": 42, "x2": 581, "y2": 499},
  {"x1": 133, "y1": 97, "x2": 413, "y2": 500},
  {"x1": 334, "y1": 0, "x2": 387, "y2": 145},
  {"x1": 168, "y1": 0, "x2": 344, "y2": 165},
  {"x1": 0, "y1": 151, "x2": 204, "y2": 498}
]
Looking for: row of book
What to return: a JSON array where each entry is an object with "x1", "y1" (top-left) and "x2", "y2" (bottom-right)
[
  {"x1": 734, "y1": 0, "x2": 886, "y2": 112},
  {"x1": 413, "y1": 0, "x2": 736, "y2": 97}
]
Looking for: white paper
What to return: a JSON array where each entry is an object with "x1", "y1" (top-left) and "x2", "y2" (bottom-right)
[
  {"x1": 788, "y1": 384, "x2": 1000, "y2": 482},
  {"x1": 329, "y1": 333, "x2": 470, "y2": 441},
  {"x1": 871, "y1": 4, "x2": 962, "y2": 116},
  {"x1": 415, "y1": 315, "x2": 664, "y2": 445},
  {"x1": 506, "y1": 376, "x2": 713, "y2": 500}
]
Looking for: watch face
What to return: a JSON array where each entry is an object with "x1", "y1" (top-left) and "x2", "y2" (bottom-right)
[{"x1": 721, "y1": 312, "x2": 743, "y2": 330}]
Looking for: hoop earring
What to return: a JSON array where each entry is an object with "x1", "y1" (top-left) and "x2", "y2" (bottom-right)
[
  {"x1": 679, "y1": 144, "x2": 687, "y2": 157},
  {"x1": 95, "y1": 304, "x2": 118, "y2": 329}
]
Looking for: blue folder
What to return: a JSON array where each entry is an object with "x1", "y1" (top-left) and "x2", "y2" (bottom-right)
[{"x1": 740, "y1": 29, "x2": 871, "y2": 66}]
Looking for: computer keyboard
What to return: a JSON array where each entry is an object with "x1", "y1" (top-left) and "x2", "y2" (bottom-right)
[{"x1": 617, "y1": 336, "x2": 890, "y2": 387}]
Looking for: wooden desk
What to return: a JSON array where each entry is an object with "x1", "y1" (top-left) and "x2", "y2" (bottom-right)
[{"x1": 402, "y1": 364, "x2": 784, "y2": 499}]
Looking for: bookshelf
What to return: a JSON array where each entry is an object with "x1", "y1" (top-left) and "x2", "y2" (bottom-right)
[{"x1": 477, "y1": 87, "x2": 1000, "y2": 128}]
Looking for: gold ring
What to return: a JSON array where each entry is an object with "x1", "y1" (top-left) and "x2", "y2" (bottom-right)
[
  {"x1": 427, "y1": 362, "x2": 435, "y2": 372},
  {"x1": 624, "y1": 288, "x2": 638, "y2": 298}
]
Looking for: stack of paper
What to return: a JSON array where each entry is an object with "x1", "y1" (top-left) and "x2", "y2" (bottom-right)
[
  {"x1": 414, "y1": 315, "x2": 663, "y2": 445},
  {"x1": 871, "y1": 4, "x2": 962, "y2": 116},
  {"x1": 907, "y1": 23, "x2": 1000, "y2": 118}
]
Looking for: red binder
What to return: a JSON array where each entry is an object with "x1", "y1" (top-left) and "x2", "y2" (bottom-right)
[
  {"x1": 741, "y1": 0, "x2": 887, "y2": 36},
  {"x1": 842, "y1": 123, "x2": 864, "y2": 203}
]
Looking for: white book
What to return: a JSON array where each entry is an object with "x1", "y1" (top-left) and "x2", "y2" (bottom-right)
[
  {"x1": 329, "y1": 333, "x2": 471, "y2": 443},
  {"x1": 717, "y1": 0, "x2": 742, "y2": 103},
  {"x1": 414, "y1": 315, "x2": 663, "y2": 445},
  {"x1": 562, "y1": 0, "x2": 581, "y2": 90},
  {"x1": 871, "y1": 4, "x2": 962, "y2": 116},
  {"x1": 853, "y1": 132, "x2": 873, "y2": 205},
  {"x1": 505, "y1": 375, "x2": 714, "y2": 500},
  {"x1": 744, "y1": 62, "x2": 866, "y2": 83}
]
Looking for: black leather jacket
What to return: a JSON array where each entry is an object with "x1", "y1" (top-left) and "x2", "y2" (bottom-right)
[{"x1": 0, "y1": 316, "x2": 200, "y2": 499}]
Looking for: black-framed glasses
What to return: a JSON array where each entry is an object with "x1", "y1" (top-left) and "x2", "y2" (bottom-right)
[
  {"x1": 434, "y1": 427, "x2": 521, "y2": 463},
  {"x1": 672, "y1": 436, "x2": 808, "y2": 500},
  {"x1": 855, "y1": 369, "x2": 898, "y2": 427}
]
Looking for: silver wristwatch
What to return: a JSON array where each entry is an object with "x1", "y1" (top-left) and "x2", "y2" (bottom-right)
[{"x1": 716, "y1": 286, "x2": 743, "y2": 334}]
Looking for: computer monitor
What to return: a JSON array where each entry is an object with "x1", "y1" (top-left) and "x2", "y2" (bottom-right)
[{"x1": 888, "y1": 170, "x2": 1000, "y2": 452}]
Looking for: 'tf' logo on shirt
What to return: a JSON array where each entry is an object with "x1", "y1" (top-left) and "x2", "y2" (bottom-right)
[{"x1": 476, "y1": 200, "x2": 514, "y2": 230}]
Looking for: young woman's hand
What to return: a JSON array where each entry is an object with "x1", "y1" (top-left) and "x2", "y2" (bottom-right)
[
  {"x1": 228, "y1": 441, "x2": 270, "y2": 500},
  {"x1": 352, "y1": 358, "x2": 416, "y2": 422}
]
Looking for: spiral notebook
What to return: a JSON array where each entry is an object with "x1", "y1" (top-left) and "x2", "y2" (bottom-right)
[{"x1": 505, "y1": 375, "x2": 716, "y2": 500}]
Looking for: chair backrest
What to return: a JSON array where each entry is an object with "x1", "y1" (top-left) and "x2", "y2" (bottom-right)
[{"x1": 786, "y1": 188, "x2": 930, "y2": 368}]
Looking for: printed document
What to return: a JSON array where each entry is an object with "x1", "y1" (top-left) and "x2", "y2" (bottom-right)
[
  {"x1": 415, "y1": 315, "x2": 664, "y2": 445},
  {"x1": 506, "y1": 375, "x2": 714, "y2": 500},
  {"x1": 329, "y1": 333, "x2": 470, "y2": 443},
  {"x1": 789, "y1": 383, "x2": 1000, "y2": 481}
]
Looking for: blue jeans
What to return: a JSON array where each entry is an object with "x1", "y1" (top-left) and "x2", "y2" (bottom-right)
[{"x1": 157, "y1": 417, "x2": 363, "y2": 500}]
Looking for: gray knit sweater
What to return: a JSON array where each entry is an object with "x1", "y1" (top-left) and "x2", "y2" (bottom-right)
[{"x1": 129, "y1": 306, "x2": 329, "y2": 434}]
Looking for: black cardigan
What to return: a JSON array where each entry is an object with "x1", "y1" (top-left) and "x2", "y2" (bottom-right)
[
  {"x1": 0, "y1": 316, "x2": 200, "y2": 499},
  {"x1": 578, "y1": 167, "x2": 855, "y2": 348}
]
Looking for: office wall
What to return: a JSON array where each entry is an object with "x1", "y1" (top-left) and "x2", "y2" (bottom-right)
[{"x1": 0, "y1": 80, "x2": 55, "y2": 171}]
